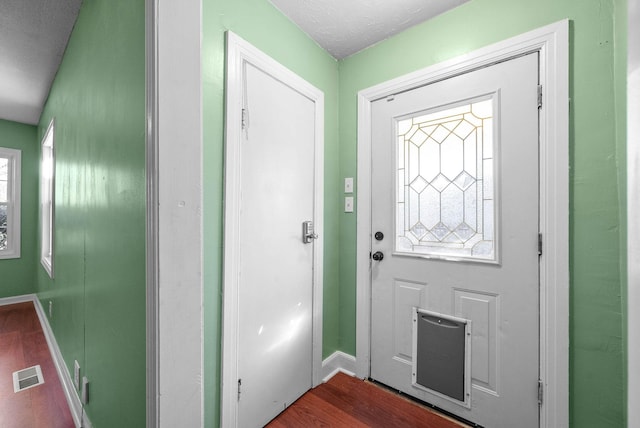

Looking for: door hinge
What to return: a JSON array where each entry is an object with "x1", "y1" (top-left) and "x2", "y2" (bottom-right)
[
  {"x1": 538, "y1": 233, "x2": 543, "y2": 255},
  {"x1": 538, "y1": 379, "x2": 544, "y2": 405},
  {"x1": 241, "y1": 109, "x2": 247, "y2": 130},
  {"x1": 237, "y1": 378, "x2": 242, "y2": 401},
  {"x1": 537, "y1": 85, "x2": 543, "y2": 109}
]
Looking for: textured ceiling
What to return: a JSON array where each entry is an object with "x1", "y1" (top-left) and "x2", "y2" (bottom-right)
[
  {"x1": 0, "y1": 0, "x2": 468, "y2": 125},
  {"x1": 0, "y1": 0, "x2": 82, "y2": 125},
  {"x1": 269, "y1": 0, "x2": 470, "y2": 59}
]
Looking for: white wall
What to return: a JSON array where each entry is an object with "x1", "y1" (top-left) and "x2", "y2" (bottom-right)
[{"x1": 628, "y1": 0, "x2": 639, "y2": 427}]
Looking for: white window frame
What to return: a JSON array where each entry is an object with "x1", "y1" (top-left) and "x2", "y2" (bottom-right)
[
  {"x1": 40, "y1": 119, "x2": 55, "y2": 277},
  {"x1": 0, "y1": 147, "x2": 22, "y2": 259}
]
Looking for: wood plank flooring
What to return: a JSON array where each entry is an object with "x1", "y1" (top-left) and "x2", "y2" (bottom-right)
[
  {"x1": 267, "y1": 372, "x2": 470, "y2": 428},
  {"x1": 0, "y1": 302, "x2": 75, "y2": 428}
]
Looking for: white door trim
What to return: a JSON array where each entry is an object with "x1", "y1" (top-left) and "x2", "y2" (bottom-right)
[
  {"x1": 148, "y1": 0, "x2": 204, "y2": 427},
  {"x1": 356, "y1": 20, "x2": 569, "y2": 428},
  {"x1": 221, "y1": 31, "x2": 325, "y2": 428}
]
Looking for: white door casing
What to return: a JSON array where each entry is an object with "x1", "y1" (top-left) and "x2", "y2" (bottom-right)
[
  {"x1": 370, "y1": 53, "x2": 540, "y2": 427},
  {"x1": 148, "y1": 0, "x2": 204, "y2": 426},
  {"x1": 222, "y1": 32, "x2": 324, "y2": 428},
  {"x1": 356, "y1": 20, "x2": 569, "y2": 428}
]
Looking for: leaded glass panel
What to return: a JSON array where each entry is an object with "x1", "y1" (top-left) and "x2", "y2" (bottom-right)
[{"x1": 395, "y1": 98, "x2": 497, "y2": 261}]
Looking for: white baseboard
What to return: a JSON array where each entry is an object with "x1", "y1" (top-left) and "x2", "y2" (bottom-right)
[
  {"x1": 1, "y1": 294, "x2": 92, "y2": 428},
  {"x1": 321, "y1": 351, "x2": 358, "y2": 382},
  {"x1": 0, "y1": 294, "x2": 37, "y2": 306}
]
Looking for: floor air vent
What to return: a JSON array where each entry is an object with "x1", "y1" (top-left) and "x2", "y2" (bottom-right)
[{"x1": 13, "y1": 365, "x2": 45, "y2": 393}]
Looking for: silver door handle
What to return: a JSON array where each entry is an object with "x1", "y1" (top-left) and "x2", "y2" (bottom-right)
[{"x1": 302, "y1": 221, "x2": 318, "y2": 243}]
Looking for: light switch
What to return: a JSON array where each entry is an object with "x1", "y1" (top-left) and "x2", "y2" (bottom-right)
[
  {"x1": 345, "y1": 196, "x2": 354, "y2": 213},
  {"x1": 344, "y1": 177, "x2": 354, "y2": 193}
]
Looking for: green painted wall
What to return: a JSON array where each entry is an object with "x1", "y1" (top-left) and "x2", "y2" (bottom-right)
[
  {"x1": 36, "y1": 0, "x2": 146, "y2": 426},
  {"x1": 0, "y1": 119, "x2": 37, "y2": 298},
  {"x1": 202, "y1": 0, "x2": 339, "y2": 425},
  {"x1": 337, "y1": 1, "x2": 627, "y2": 427}
]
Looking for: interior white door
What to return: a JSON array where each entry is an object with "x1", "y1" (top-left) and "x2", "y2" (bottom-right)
[
  {"x1": 370, "y1": 53, "x2": 540, "y2": 427},
  {"x1": 236, "y1": 62, "x2": 316, "y2": 428}
]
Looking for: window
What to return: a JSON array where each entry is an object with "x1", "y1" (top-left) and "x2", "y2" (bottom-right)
[
  {"x1": 395, "y1": 97, "x2": 497, "y2": 262},
  {"x1": 0, "y1": 147, "x2": 21, "y2": 259},
  {"x1": 40, "y1": 120, "x2": 55, "y2": 277}
]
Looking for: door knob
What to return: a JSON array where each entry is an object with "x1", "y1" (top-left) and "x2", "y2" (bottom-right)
[{"x1": 372, "y1": 251, "x2": 384, "y2": 261}]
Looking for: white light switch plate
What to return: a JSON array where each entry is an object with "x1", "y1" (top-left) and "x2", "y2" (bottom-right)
[
  {"x1": 344, "y1": 177, "x2": 354, "y2": 193},
  {"x1": 345, "y1": 196, "x2": 354, "y2": 213}
]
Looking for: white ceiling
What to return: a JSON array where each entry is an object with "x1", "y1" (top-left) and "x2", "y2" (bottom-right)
[
  {"x1": 0, "y1": 0, "x2": 468, "y2": 126},
  {"x1": 269, "y1": 0, "x2": 470, "y2": 59},
  {"x1": 0, "y1": 0, "x2": 82, "y2": 125}
]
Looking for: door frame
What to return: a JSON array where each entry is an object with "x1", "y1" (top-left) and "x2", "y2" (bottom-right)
[
  {"x1": 356, "y1": 20, "x2": 569, "y2": 428},
  {"x1": 146, "y1": 0, "x2": 203, "y2": 426},
  {"x1": 221, "y1": 32, "x2": 325, "y2": 428}
]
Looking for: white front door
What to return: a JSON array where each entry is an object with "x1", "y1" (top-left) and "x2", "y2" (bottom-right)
[
  {"x1": 370, "y1": 53, "x2": 540, "y2": 427},
  {"x1": 223, "y1": 34, "x2": 324, "y2": 428}
]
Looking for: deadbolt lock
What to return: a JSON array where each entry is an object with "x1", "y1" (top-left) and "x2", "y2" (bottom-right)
[{"x1": 302, "y1": 221, "x2": 318, "y2": 243}]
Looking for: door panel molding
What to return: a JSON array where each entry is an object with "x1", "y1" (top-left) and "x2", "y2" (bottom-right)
[
  {"x1": 222, "y1": 31, "x2": 324, "y2": 428},
  {"x1": 356, "y1": 20, "x2": 569, "y2": 428}
]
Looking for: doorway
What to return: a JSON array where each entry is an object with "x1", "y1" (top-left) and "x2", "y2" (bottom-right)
[
  {"x1": 356, "y1": 21, "x2": 569, "y2": 428},
  {"x1": 370, "y1": 53, "x2": 540, "y2": 427},
  {"x1": 221, "y1": 32, "x2": 325, "y2": 428}
]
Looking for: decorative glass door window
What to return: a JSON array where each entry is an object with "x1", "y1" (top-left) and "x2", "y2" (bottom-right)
[{"x1": 395, "y1": 97, "x2": 497, "y2": 261}]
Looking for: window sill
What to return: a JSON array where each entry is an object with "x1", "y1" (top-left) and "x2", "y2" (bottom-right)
[{"x1": 0, "y1": 249, "x2": 20, "y2": 260}]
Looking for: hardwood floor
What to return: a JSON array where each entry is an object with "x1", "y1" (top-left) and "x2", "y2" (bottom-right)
[
  {"x1": 0, "y1": 302, "x2": 75, "y2": 428},
  {"x1": 267, "y1": 372, "x2": 469, "y2": 428}
]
